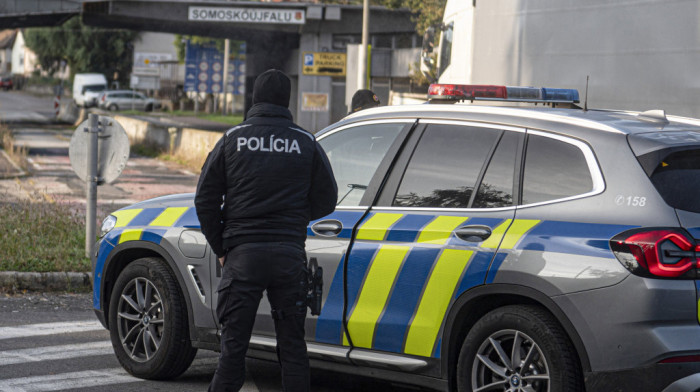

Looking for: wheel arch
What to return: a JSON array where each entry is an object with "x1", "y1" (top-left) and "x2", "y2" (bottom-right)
[
  {"x1": 101, "y1": 241, "x2": 195, "y2": 342},
  {"x1": 441, "y1": 284, "x2": 590, "y2": 389}
]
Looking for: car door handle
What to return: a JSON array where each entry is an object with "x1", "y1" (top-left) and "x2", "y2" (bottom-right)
[
  {"x1": 454, "y1": 225, "x2": 492, "y2": 242},
  {"x1": 311, "y1": 220, "x2": 343, "y2": 237}
]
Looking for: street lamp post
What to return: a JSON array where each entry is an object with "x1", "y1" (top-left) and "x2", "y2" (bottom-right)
[{"x1": 357, "y1": 0, "x2": 369, "y2": 91}]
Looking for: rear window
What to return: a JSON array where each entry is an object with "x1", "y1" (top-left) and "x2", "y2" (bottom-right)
[{"x1": 647, "y1": 149, "x2": 700, "y2": 213}]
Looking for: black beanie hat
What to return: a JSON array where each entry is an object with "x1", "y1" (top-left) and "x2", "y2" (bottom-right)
[
  {"x1": 252, "y1": 69, "x2": 291, "y2": 108},
  {"x1": 350, "y1": 89, "x2": 381, "y2": 113}
]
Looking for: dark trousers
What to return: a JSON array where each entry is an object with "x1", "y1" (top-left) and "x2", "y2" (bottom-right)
[{"x1": 208, "y1": 242, "x2": 310, "y2": 392}]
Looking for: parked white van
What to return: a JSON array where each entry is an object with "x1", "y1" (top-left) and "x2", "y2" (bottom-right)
[{"x1": 73, "y1": 73, "x2": 108, "y2": 107}]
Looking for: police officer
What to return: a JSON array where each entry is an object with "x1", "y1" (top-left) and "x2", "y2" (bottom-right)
[
  {"x1": 349, "y1": 89, "x2": 381, "y2": 114},
  {"x1": 195, "y1": 69, "x2": 337, "y2": 392}
]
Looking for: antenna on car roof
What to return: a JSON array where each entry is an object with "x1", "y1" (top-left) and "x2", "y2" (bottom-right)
[{"x1": 584, "y1": 76, "x2": 589, "y2": 112}]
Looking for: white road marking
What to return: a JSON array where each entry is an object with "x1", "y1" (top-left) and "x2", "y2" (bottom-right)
[
  {"x1": 0, "y1": 368, "x2": 142, "y2": 391},
  {"x1": 0, "y1": 341, "x2": 113, "y2": 366},
  {"x1": 0, "y1": 320, "x2": 103, "y2": 340},
  {"x1": 25, "y1": 157, "x2": 42, "y2": 170}
]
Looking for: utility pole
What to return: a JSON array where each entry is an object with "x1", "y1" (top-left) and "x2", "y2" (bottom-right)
[
  {"x1": 357, "y1": 0, "x2": 370, "y2": 91},
  {"x1": 222, "y1": 38, "x2": 230, "y2": 115}
]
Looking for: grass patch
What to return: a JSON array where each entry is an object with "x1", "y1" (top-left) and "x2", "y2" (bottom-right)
[
  {"x1": 0, "y1": 199, "x2": 89, "y2": 272},
  {"x1": 0, "y1": 125, "x2": 27, "y2": 170}
]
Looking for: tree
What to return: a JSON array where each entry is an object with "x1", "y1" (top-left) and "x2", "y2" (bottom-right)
[{"x1": 24, "y1": 16, "x2": 139, "y2": 84}]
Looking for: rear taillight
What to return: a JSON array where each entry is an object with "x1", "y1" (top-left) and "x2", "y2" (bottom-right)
[{"x1": 610, "y1": 228, "x2": 700, "y2": 279}]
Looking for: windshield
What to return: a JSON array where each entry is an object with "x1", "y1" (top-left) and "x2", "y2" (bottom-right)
[
  {"x1": 84, "y1": 84, "x2": 106, "y2": 93},
  {"x1": 438, "y1": 22, "x2": 454, "y2": 80}
]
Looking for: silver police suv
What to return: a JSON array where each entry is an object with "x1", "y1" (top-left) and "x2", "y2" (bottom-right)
[{"x1": 93, "y1": 84, "x2": 700, "y2": 391}]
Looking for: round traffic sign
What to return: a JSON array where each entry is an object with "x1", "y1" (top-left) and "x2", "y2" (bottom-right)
[{"x1": 69, "y1": 116, "x2": 130, "y2": 185}]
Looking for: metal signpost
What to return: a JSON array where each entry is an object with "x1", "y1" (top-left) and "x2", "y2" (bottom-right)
[{"x1": 69, "y1": 114, "x2": 130, "y2": 258}]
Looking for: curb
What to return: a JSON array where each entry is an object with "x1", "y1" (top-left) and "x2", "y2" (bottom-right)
[{"x1": 0, "y1": 271, "x2": 92, "y2": 293}]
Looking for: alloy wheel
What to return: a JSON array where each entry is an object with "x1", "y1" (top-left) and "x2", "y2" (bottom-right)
[
  {"x1": 471, "y1": 329, "x2": 550, "y2": 392},
  {"x1": 116, "y1": 277, "x2": 165, "y2": 362}
]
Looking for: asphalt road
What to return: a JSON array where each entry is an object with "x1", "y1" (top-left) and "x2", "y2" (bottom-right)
[{"x1": 0, "y1": 293, "x2": 422, "y2": 392}]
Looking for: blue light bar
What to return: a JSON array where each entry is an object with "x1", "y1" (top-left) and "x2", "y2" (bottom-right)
[{"x1": 542, "y1": 88, "x2": 580, "y2": 103}]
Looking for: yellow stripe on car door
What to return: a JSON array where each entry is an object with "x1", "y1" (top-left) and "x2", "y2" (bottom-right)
[
  {"x1": 344, "y1": 245, "x2": 410, "y2": 348},
  {"x1": 417, "y1": 216, "x2": 469, "y2": 245},
  {"x1": 404, "y1": 249, "x2": 473, "y2": 357},
  {"x1": 355, "y1": 213, "x2": 404, "y2": 241}
]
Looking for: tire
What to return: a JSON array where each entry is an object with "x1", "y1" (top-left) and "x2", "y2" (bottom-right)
[
  {"x1": 145, "y1": 104, "x2": 153, "y2": 112},
  {"x1": 108, "y1": 103, "x2": 118, "y2": 111},
  {"x1": 457, "y1": 305, "x2": 583, "y2": 392},
  {"x1": 108, "y1": 257, "x2": 197, "y2": 380}
]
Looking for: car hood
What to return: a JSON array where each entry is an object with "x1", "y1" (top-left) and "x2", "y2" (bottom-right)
[{"x1": 114, "y1": 193, "x2": 195, "y2": 212}]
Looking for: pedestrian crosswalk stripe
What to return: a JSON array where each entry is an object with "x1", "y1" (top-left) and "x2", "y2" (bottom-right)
[
  {"x1": 0, "y1": 320, "x2": 103, "y2": 340},
  {"x1": 0, "y1": 341, "x2": 112, "y2": 366},
  {"x1": 0, "y1": 368, "x2": 142, "y2": 391}
]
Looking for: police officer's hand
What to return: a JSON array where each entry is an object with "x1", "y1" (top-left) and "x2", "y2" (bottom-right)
[{"x1": 218, "y1": 256, "x2": 225, "y2": 266}]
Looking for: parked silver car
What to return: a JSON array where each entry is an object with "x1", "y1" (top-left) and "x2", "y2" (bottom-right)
[{"x1": 98, "y1": 90, "x2": 160, "y2": 112}]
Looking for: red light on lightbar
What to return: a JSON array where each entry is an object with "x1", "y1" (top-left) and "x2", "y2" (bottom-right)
[{"x1": 428, "y1": 84, "x2": 507, "y2": 100}]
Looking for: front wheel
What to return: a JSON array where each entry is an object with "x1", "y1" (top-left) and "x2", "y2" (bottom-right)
[
  {"x1": 108, "y1": 103, "x2": 118, "y2": 111},
  {"x1": 108, "y1": 257, "x2": 197, "y2": 380},
  {"x1": 457, "y1": 305, "x2": 583, "y2": 392}
]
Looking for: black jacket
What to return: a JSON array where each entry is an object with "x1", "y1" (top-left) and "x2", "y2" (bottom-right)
[{"x1": 195, "y1": 103, "x2": 338, "y2": 257}]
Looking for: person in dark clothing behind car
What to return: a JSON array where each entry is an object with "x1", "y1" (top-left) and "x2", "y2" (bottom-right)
[
  {"x1": 195, "y1": 69, "x2": 338, "y2": 392},
  {"x1": 349, "y1": 88, "x2": 381, "y2": 114}
]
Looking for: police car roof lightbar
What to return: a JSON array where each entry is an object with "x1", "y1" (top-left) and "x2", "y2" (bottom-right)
[{"x1": 428, "y1": 84, "x2": 580, "y2": 104}]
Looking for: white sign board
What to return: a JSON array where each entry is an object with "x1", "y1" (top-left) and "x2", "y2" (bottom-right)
[
  {"x1": 133, "y1": 52, "x2": 173, "y2": 76},
  {"x1": 188, "y1": 7, "x2": 306, "y2": 24}
]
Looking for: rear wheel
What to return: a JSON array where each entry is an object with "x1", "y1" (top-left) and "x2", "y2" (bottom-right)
[
  {"x1": 145, "y1": 104, "x2": 153, "y2": 112},
  {"x1": 108, "y1": 257, "x2": 197, "y2": 380},
  {"x1": 457, "y1": 305, "x2": 583, "y2": 392}
]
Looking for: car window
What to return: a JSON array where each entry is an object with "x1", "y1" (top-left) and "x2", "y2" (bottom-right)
[
  {"x1": 648, "y1": 148, "x2": 700, "y2": 213},
  {"x1": 473, "y1": 131, "x2": 520, "y2": 208},
  {"x1": 319, "y1": 122, "x2": 405, "y2": 206},
  {"x1": 522, "y1": 133, "x2": 593, "y2": 204},
  {"x1": 393, "y1": 124, "x2": 500, "y2": 208}
]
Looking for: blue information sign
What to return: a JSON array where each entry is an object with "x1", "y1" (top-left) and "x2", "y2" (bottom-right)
[{"x1": 184, "y1": 41, "x2": 246, "y2": 95}]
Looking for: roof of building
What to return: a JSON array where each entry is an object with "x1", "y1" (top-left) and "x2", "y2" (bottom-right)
[{"x1": 0, "y1": 30, "x2": 17, "y2": 49}]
